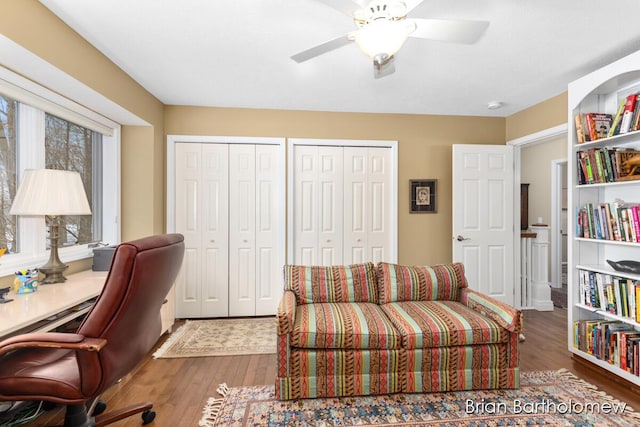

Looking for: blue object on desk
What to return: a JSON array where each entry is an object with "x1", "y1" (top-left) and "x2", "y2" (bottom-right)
[{"x1": 15, "y1": 271, "x2": 38, "y2": 294}]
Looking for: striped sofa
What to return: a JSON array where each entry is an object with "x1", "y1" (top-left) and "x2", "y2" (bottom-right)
[{"x1": 275, "y1": 262, "x2": 522, "y2": 400}]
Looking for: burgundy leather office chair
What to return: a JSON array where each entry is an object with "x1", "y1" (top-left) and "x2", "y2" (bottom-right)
[{"x1": 0, "y1": 233, "x2": 185, "y2": 426}]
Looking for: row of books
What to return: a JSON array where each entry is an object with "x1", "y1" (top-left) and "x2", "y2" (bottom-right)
[
  {"x1": 576, "y1": 147, "x2": 640, "y2": 184},
  {"x1": 574, "y1": 92, "x2": 640, "y2": 143},
  {"x1": 573, "y1": 319, "x2": 640, "y2": 375},
  {"x1": 576, "y1": 201, "x2": 640, "y2": 242},
  {"x1": 578, "y1": 269, "x2": 640, "y2": 320}
]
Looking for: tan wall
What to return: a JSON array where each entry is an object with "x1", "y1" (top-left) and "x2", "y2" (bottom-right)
[
  {"x1": 520, "y1": 136, "x2": 567, "y2": 228},
  {"x1": 506, "y1": 92, "x2": 568, "y2": 141},
  {"x1": 165, "y1": 106, "x2": 505, "y2": 264},
  {"x1": 0, "y1": 0, "x2": 166, "y2": 242}
]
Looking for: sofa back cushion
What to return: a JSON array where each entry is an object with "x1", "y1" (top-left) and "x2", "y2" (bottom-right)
[
  {"x1": 283, "y1": 263, "x2": 378, "y2": 304},
  {"x1": 377, "y1": 262, "x2": 467, "y2": 304}
]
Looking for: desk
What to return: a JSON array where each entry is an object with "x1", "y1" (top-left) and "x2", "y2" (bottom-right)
[{"x1": 0, "y1": 270, "x2": 107, "y2": 339}]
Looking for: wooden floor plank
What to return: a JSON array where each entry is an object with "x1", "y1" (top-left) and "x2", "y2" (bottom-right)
[{"x1": 19, "y1": 309, "x2": 640, "y2": 425}]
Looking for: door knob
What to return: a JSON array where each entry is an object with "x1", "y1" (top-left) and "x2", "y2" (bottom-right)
[{"x1": 456, "y1": 235, "x2": 471, "y2": 242}]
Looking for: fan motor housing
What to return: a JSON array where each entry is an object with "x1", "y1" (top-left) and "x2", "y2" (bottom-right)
[{"x1": 354, "y1": 1, "x2": 408, "y2": 27}]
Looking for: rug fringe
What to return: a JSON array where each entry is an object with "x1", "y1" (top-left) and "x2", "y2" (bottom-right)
[
  {"x1": 198, "y1": 383, "x2": 230, "y2": 427},
  {"x1": 555, "y1": 368, "x2": 640, "y2": 419},
  {"x1": 152, "y1": 320, "x2": 191, "y2": 359}
]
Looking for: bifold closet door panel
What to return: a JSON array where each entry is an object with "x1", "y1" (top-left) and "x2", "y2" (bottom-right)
[
  {"x1": 175, "y1": 143, "x2": 229, "y2": 318},
  {"x1": 228, "y1": 144, "x2": 282, "y2": 316},
  {"x1": 253, "y1": 145, "x2": 283, "y2": 316},
  {"x1": 343, "y1": 147, "x2": 392, "y2": 264},
  {"x1": 293, "y1": 145, "x2": 344, "y2": 266}
]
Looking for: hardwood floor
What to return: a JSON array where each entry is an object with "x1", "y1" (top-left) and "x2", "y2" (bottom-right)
[{"x1": 23, "y1": 309, "x2": 640, "y2": 426}]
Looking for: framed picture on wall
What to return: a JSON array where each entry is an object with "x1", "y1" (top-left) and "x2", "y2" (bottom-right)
[{"x1": 410, "y1": 179, "x2": 437, "y2": 213}]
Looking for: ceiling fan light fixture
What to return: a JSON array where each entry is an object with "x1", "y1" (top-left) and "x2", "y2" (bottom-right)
[{"x1": 354, "y1": 19, "x2": 409, "y2": 58}]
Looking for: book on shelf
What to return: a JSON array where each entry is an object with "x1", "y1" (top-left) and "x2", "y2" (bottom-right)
[
  {"x1": 576, "y1": 147, "x2": 640, "y2": 185},
  {"x1": 586, "y1": 113, "x2": 613, "y2": 141},
  {"x1": 620, "y1": 93, "x2": 639, "y2": 134},
  {"x1": 575, "y1": 92, "x2": 640, "y2": 141},
  {"x1": 576, "y1": 200, "x2": 640, "y2": 243},
  {"x1": 573, "y1": 319, "x2": 640, "y2": 372},
  {"x1": 578, "y1": 269, "x2": 640, "y2": 320},
  {"x1": 609, "y1": 98, "x2": 627, "y2": 137},
  {"x1": 574, "y1": 113, "x2": 614, "y2": 142}
]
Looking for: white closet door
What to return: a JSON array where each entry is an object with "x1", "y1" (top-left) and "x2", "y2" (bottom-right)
[
  {"x1": 175, "y1": 143, "x2": 229, "y2": 318},
  {"x1": 229, "y1": 144, "x2": 256, "y2": 316},
  {"x1": 344, "y1": 147, "x2": 392, "y2": 264},
  {"x1": 293, "y1": 145, "x2": 343, "y2": 265},
  {"x1": 366, "y1": 147, "x2": 393, "y2": 263},
  {"x1": 254, "y1": 145, "x2": 283, "y2": 315},
  {"x1": 201, "y1": 144, "x2": 230, "y2": 316},
  {"x1": 343, "y1": 148, "x2": 367, "y2": 263}
]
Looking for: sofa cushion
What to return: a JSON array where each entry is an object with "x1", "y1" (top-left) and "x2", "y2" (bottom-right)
[
  {"x1": 284, "y1": 263, "x2": 378, "y2": 304},
  {"x1": 291, "y1": 302, "x2": 400, "y2": 349},
  {"x1": 380, "y1": 301, "x2": 509, "y2": 349},
  {"x1": 377, "y1": 262, "x2": 467, "y2": 304}
]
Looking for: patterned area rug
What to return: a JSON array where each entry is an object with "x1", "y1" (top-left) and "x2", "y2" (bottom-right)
[
  {"x1": 153, "y1": 317, "x2": 276, "y2": 358},
  {"x1": 199, "y1": 370, "x2": 639, "y2": 426}
]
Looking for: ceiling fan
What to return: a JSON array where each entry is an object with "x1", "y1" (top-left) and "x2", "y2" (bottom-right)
[{"x1": 291, "y1": 0, "x2": 489, "y2": 78}]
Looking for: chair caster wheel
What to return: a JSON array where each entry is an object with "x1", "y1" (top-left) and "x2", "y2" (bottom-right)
[
  {"x1": 92, "y1": 400, "x2": 107, "y2": 416},
  {"x1": 142, "y1": 409, "x2": 156, "y2": 424}
]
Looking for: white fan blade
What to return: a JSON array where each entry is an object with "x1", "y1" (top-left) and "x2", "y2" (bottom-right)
[
  {"x1": 403, "y1": 0, "x2": 425, "y2": 14},
  {"x1": 408, "y1": 18, "x2": 489, "y2": 44},
  {"x1": 291, "y1": 34, "x2": 353, "y2": 63},
  {"x1": 374, "y1": 55, "x2": 396, "y2": 79},
  {"x1": 316, "y1": 0, "x2": 369, "y2": 17}
]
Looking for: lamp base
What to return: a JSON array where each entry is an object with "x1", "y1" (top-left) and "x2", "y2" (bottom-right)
[
  {"x1": 40, "y1": 217, "x2": 68, "y2": 284},
  {"x1": 39, "y1": 263, "x2": 68, "y2": 284}
]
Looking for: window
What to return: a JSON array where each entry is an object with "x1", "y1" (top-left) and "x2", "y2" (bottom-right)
[
  {"x1": 0, "y1": 95, "x2": 18, "y2": 253},
  {"x1": 45, "y1": 114, "x2": 102, "y2": 246},
  {"x1": 0, "y1": 72, "x2": 120, "y2": 276}
]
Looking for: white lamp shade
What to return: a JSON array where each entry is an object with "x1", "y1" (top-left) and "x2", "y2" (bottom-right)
[
  {"x1": 354, "y1": 19, "x2": 409, "y2": 58},
  {"x1": 10, "y1": 169, "x2": 91, "y2": 216}
]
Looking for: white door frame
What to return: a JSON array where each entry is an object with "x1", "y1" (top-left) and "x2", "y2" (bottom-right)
[
  {"x1": 507, "y1": 124, "x2": 568, "y2": 306},
  {"x1": 550, "y1": 159, "x2": 567, "y2": 289},
  {"x1": 287, "y1": 138, "x2": 399, "y2": 264}
]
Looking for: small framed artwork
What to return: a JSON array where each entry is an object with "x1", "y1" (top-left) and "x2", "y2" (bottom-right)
[{"x1": 410, "y1": 179, "x2": 437, "y2": 213}]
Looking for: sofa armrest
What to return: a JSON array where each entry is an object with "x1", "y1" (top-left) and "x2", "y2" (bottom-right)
[
  {"x1": 276, "y1": 290, "x2": 297, "y2": 335},
  {"x1": 459, "y1": 288, "x2": 523, "y2": 333}
]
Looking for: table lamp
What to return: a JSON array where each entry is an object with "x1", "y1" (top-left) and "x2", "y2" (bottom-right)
[{"x1": 10, "y1": 169, "x2": 91, "y2": 284}]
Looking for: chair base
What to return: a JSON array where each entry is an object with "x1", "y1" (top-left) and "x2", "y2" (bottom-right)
[{"x1": 62, "y1": 401, "x2": 155, "y2": 427}]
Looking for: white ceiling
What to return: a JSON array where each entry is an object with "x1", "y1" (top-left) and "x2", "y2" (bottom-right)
[{"x1": 39, "y1": 0, "x2": 640, "y2": 117}]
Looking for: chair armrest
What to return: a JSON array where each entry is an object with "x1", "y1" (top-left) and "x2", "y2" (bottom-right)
[
  {"x1": 459, "y1": 288, "x2": 523, "y2": 333},
  {"x1": 276, "y1": 290, "x2": 297, "y2": 335},
  {"x1": 0, "y1": 332, "x2": 107, "y2": 357}
]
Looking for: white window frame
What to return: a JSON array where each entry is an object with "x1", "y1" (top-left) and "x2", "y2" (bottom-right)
[{"x1": 0, "y1": 71, "x2": 120, "y2": 277}]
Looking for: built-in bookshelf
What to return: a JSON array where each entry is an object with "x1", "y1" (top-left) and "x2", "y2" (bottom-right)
[{"x1": 568, "y1": 49, "x2": 640, "y2": 386}]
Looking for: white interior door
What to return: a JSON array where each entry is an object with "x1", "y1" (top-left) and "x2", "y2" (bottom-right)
[
  {"x1": 344, "y1": 147, "x2": 393, "y2": 264},
  {"x1": 452, "y1": 144, "x2": 515, "y2": 305},
  {"x1": 254, "y1": 145, "x2": 283, "y2": 315},
  {"x1": 173, "y1": 139, "x2": 283, "y2": 318},
  {"x1": 227, "y1": 144, "x2": 282, "y2": 316},
  {"x1": 175, "y1": 143, "x2": 229, "y2": 318},
  {"x1": 228, "y1": 144, "x2": 256, "y2": 316},
  {"x1": 293, "y1": 145, "x2": 343, "y2": 265}
]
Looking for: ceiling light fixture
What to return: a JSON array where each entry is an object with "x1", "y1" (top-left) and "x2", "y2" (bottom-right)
[
  {"x1": 354, "y1": 18, "x2": 410, "y2": 59},
  {"x1": 487, "y1": 101, "x2": 504, "y2": 110}
]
